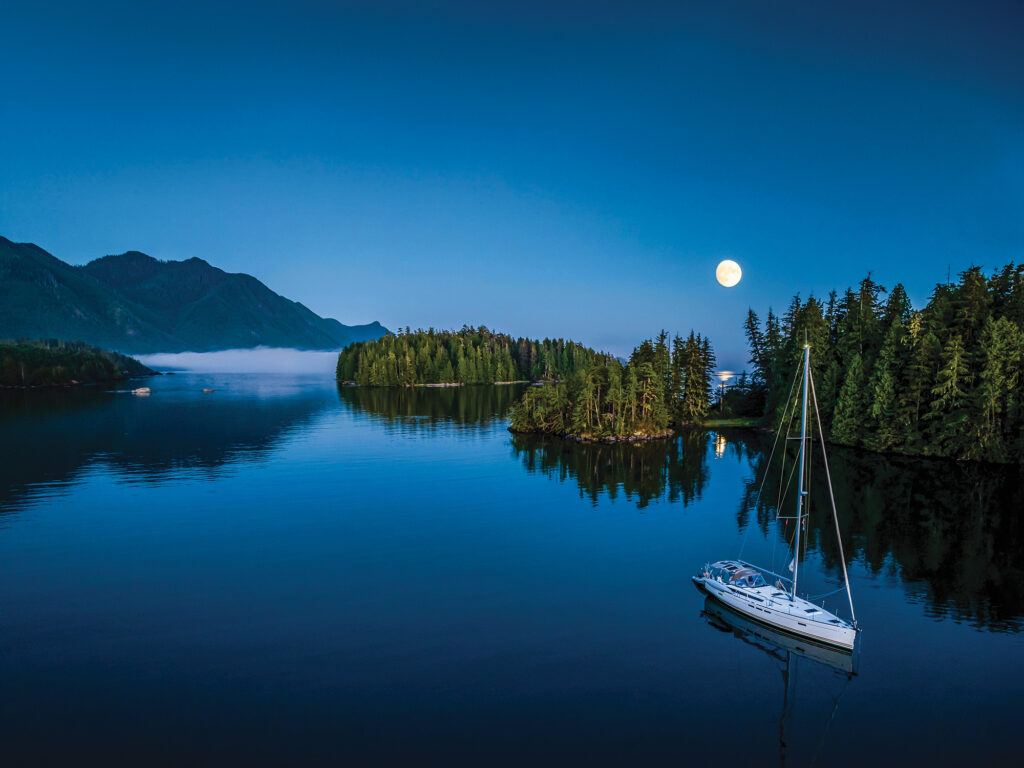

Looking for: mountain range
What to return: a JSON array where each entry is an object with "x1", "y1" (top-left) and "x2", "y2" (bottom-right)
[{"x1": 0, "y1": 236, "x2": 387, "y2": 353}]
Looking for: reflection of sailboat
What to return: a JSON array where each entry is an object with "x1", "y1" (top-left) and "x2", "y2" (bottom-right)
[
  {"x1": 693, "y1": 345, "x2": 860, "y2": 649},
  {"x1": 702, "y1": 597, "x2": 856, "y2": 676},
  {"x1": 701, "y1": 596, "x2": 855, "y2": 767}
]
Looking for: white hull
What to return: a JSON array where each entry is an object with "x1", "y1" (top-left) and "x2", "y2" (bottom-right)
[
  {"x1": 695, "y1": 574, "x2": 856, "y2": 650},
  {"x1": 702, "y1": 598, "x2": 856, "y2": 675}
]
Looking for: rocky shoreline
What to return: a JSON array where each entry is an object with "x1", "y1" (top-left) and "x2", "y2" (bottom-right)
[
  {"x1": 338, "y1": 380, "x2": 530, "y2": 388},
  {"x1": 508, "y1": 428, "x2": 674, "y2": 444},
  {"x1": 0, "y1": 373, "x2": 159, "y2": 391}
]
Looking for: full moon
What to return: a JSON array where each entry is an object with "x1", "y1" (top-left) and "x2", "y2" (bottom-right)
[{"x1": 716, "y1": 259, "x2": 742, "y2": 287}]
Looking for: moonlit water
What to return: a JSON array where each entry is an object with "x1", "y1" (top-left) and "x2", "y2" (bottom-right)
[{"x1": 1, "y1": 360, "x2": 1022, "y2": 765}]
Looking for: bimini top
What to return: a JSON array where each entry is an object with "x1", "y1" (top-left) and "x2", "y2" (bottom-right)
[{"x1": 708, "y1": 560, "x2": 768, "y2": 589}]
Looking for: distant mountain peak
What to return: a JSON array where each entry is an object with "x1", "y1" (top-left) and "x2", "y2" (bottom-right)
[
  {"x1": 93, "y1": 250, "x2": 157, "y2": 264},
  {"x1": 0, "y1": 236, "x2": 388, "y2": 353}
]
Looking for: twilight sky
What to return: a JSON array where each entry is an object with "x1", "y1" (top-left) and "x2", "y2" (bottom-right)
[{"x1": 2, "y1": 0, "x2": 1022, "y2": 367}]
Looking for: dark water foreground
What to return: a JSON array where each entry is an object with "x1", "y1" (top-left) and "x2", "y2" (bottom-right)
[{"x1": 1, "y1": 377, "x2": 1022, "y2": 765}]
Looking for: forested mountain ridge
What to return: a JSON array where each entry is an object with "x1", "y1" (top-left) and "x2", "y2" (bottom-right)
[
  {"x1": 0, "y1": 236, "x2": 387, "y2": 353},
  {"x1": 744, "y1": 265, "x2": 1024, "y2": 463},
  {"x1": 336, "y1": 327, "x2": 603, "y2": 386},
  {"x1": 0, "y1": 237, "x2": 178, "y2": 351}
]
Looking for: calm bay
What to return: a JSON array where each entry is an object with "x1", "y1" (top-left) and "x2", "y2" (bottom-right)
[{"x1": 1, "y1": 372, "x2": 1022, "y2": 765}]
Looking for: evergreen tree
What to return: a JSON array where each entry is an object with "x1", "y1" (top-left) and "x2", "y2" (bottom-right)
[
  {"x1": 669, "y1": 335, "x2": 692, "y2": 425},
  {"x1": 831, "y1": 352, "x2": 868, "y2": 446},
  {"x1": 864, "y1": 323, "x2": 905, "y2": 451},
  {"x1": 701, "y1": 335, "x2": 717, "y2": 412},
  {"x1": 654, "y1": 330, "x2": 672, "y2": 397},
  {"x1": 925, "y1": 334, "x2": 972, "y2": 458},
  {"x1": 744, "y1": 309, "x2": 768, "y2": 386},
  {"x1": 970, "y1": 316, "x2": 1023, "y2": 462},
  {"x1": 678, "y1": 332, "x2": 709, "y2": 422},
  {"x1": 899, "y1": 316, "x2": 940, "y2": 445}
]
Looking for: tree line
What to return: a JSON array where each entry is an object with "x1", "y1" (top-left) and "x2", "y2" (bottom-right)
[
  {"x1": 508, "y1": 331, "x2": 717, "y2": 438},
  {"x1": 744, "y1": 265, "x2": 1024, "y2": 463},
  {"x1": 335, "y1": 326, "x2": 602, "y2": 386},
  {"x1": 0, "y1": 338, "x2": 154, "y2": 387}
]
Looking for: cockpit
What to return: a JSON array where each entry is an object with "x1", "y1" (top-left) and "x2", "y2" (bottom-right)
[
  {"x1": 705, "y1": 560, "x2": 768, "y2": 589},
  {"x1": 729, "y1": 569, "x2": 767, "y2": 588}
]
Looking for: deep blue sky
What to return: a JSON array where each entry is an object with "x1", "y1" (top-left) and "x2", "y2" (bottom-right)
[{"x1": 2, "y1": 1, "x2": 1022, "y2": 367}]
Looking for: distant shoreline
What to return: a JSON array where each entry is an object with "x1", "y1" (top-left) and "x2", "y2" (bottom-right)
[
  {"x1": 0, "y1": 375, "x2": 157, "y2": 391},
  {"x1": 0, "y1": 339, "x2": 157, "y2": 389}
]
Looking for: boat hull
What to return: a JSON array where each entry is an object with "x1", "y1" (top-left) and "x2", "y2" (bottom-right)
[
  {"x1": 697, "y1": 577, "x2": 857, "y2": 650},
  {"x1": 702, "y1": 598, "x2": 856, "y2": 675}
]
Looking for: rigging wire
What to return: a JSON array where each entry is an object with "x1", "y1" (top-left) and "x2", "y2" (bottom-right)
[
  {"x1": 770, "y1": 372, "x2": 804, "y2": 574},
  {"x1": 804, "y1": 400, "x2": 813, "y2": 563},
  {"x1": 738, "y1": 362, "x2": 801, "y2": 560},
  {"x1": 808, "y1": 364, "x2": 858, "y2": 625}
]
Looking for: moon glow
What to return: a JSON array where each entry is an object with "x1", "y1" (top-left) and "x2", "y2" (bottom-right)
[{"x1": 716, "y1": 259, "x2": 742, "y2": 287}]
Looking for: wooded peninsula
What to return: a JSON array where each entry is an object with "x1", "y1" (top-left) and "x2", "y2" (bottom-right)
[{"x1": 1, "y1": 339, "x2": 155, "y2": 387}]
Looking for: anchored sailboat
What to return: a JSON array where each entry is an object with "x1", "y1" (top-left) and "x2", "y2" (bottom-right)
[{"x1": 693, "y1": 344, "x2": 860, "y2": 651}]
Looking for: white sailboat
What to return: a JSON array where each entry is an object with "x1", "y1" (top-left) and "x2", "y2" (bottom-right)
[{"x1": 693, "y1": 344, "x2": 860, "y2": 651}]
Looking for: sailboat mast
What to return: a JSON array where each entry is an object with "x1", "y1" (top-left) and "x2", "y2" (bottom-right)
[{"x1": 791, "y1": 344, "x2": 810, "y2": 600}]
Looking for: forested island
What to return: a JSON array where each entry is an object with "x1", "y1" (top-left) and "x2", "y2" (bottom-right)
[
  {"x1": 508, "y1": 331, "x2": 717, "y2": 441},
  {"x1": 336, "y1": 327, "x2": 602, "y2": 386},
  {"x1": 741, "y1": 265, "x2": 1024, "y2": 463},
  {"x1": 0, "y1": 339, "x2": 155, "y2": 388}
]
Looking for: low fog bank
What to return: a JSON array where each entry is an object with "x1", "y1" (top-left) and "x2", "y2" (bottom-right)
[{"x1": 137, "y1": 348, "x2": 341, "y2": 375}]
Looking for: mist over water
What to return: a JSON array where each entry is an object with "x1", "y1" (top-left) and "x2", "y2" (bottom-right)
[{"x1": 137, "y1": 347, "x2": 341, "y2": 374}]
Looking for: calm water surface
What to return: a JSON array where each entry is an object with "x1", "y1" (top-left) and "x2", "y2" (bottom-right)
[{"x1": 2, "y1": 374, "x2": 1022, "y2": 765}]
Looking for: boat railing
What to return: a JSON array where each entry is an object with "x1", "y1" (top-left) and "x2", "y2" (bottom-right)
[{"x1": 737, "y1": 560, "x2": 793, "y2": 586}]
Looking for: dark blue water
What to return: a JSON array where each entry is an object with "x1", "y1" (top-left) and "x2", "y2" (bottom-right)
[{"x1": 1, "y1": 374, "x2": 1022, "y2": 765}]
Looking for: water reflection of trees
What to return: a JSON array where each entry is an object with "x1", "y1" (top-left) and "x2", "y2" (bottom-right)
[
  {"x1": 510, "y1": 429, "x2": 712, "y2": 508},
  {"x1": 740, "y1": 443, "x2": 1024, "y2": 631},
  {"x1": 0, "y1": 383, "x2": 333, "y2": 514},
  {"x1": 336, "y1": 384, "x2": 525, "y2": 431},
  {"x1": 512, "y1": 421, "x2": 1024, "y2": 629}
]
